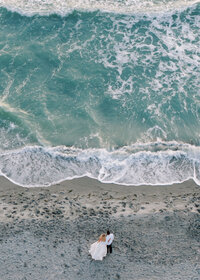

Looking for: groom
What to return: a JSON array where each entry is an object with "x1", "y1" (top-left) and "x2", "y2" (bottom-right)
[{"x1": 106, "y1": 230, "x2": 114, "y2": 254}]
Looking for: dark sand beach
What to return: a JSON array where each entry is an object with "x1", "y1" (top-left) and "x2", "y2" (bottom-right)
[{"x1": 0, "y1": 177, "x2": 199, "y2": 280}]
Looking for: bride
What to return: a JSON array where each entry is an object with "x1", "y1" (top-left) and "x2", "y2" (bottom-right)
[{"x1": 89, "y1": 233, "x2": 107, "y2": 260}]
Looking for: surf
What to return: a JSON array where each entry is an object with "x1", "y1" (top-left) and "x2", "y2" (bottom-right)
[
  {"x1": 0, "y1": 142, "x2": 200, "y2": 187},
  {"x1": 0, "y1": 3, "x2": 199, "y2": 188},
  {"x1": 0, "y1": 0, "x2": 199, "y2": 16}
]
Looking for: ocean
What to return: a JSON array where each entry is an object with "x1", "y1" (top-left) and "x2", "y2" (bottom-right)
[{"x1": 0, "y1": 0, "x2": 199, "y2": 187}]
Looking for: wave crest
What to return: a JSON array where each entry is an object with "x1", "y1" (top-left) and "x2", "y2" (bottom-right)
[
  {"x1": 0, "y1": 0, "x2": 199, "y2": 16},
  {"x1": 0, "y1": 142, "x2": 200, "y2": 187}
]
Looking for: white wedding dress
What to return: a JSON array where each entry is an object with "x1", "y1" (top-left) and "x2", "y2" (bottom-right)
[{"x1": 89, "y1": 241, "x2": 107, "y2": 260}]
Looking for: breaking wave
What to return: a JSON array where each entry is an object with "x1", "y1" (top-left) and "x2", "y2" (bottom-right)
[
  {"x1": 0, "y1": 2, "x2": 199, "y2": 188},
  {"x1": 0, "y1": 142, "x2": 200, "y2": 187},
  {"x1": 0, "y1": 0, "x2": 199, "y2": 16}
]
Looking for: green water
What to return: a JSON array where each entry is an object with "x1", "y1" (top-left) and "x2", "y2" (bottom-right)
[{"x1": 0, "y1": 2, "x2": 199, "y2": 186}]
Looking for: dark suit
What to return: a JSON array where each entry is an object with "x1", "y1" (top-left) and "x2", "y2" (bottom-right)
[{"x1": 107, "y1": 244, "x2": 112, "y2": 253}]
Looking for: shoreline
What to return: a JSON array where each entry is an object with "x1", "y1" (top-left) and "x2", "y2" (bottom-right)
[
  {"x1": 0, "y1": 176, "x2": 199, "y2": 219},
  {"x1": 0, "y1": 176, "x2": 199, "y2": 279}
]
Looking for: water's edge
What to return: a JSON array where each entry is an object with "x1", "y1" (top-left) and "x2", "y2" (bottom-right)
[{"x1": 1, "y1": 142, "x2": 200, "y2": 187}]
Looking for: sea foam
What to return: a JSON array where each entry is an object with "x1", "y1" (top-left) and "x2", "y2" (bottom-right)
[
  {"x1": 0, "y1": 142, "x2": 199, "y2": 187},
  {"x1": 0, "y1": 2, "x2": 199, "y2": 188},
  {"x1": 0, "y1": 0, "x2": 199, "y2": 16}
]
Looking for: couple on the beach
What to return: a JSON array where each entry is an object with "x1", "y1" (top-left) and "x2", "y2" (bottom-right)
[{"x1": 89, "y1": 230, "x2": 114, "y2": 261}]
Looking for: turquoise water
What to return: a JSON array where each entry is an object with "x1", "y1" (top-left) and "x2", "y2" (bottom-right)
[{"x1": 0, "y1": 0, "x2": 200, "y2": 186}]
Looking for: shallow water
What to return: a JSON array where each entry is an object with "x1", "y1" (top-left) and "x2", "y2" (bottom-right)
[{"x1": 0, "y1": 1, "x2": 199, "y2": 186}]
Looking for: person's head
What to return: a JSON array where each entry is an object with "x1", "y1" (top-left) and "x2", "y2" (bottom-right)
[
  {"x1": 99, "y1": 233, "x2": 106, "y2": 242},
  {"x1": 107, "y1": 230, "x2": 110, "y2": 235}
]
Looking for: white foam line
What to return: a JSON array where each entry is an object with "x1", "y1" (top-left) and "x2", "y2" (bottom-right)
[
  {"x1": 0, "y1": 101, "x2": 29, "y2": 116},
  {"x1": 0, "y1": 140, "x2": 199, "y2": 157},
  {"x1": 0, "y1": 172, "x2": 198, "y2": 188},
  {"x1": 0, "y1": 0, "x2": 199, "y2": 17},
  {"x1": 0, "y1": 142, "x2": 200, "y2": 187}
]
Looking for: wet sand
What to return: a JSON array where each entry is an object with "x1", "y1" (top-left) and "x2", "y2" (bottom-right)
[{"x1": 0, "y1": 176, "x2": 199, "y2": 280}]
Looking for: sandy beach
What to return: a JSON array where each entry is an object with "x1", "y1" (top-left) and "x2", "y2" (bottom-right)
[
  {"x1": 0, "y1": 176, "x2": 199, "y2": 280},
  {"x1": 0, "y1": 177, "x2": 200, "y2": 280}
]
